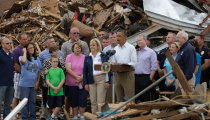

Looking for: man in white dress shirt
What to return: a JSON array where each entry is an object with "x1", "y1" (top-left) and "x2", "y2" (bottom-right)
[{"x1": 112, "y1": 29, "x2": 137, "y2": 102}]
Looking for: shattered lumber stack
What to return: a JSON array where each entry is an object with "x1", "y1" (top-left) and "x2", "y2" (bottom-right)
[
  {"x1": 0, "y1": 0, "x2": 69, "y2": 52},
  {"x1": 0, "y1": 0, "x2": 150, "y2": 51},
  {"x1": 84, "y1": 98, "x2": 210, "y2": 120}
]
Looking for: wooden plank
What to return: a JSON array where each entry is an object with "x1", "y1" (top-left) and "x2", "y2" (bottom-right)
[
  {"x1": 127, "y1": 111, "x2": 179, "y2": 120},
  {"x1": 108, "y1": 102, "x2": 127, "y2": 111},
  {"x1": 163, "y1": 111, "x2": 202, "y2": 120},
  {"x1": 165, "y1": 50, "x2": 193, "y2": 93},
  {"x1": 126, "y1": 99, "x2": 192, "y2": 110},
  {"x1": 35, "y1": 42, "x2": 41, "y2": 54},
  {"x1": 4, "y1": 0, "x2": 32, "y2": 19},
  {"x1": 101, "y1": 0, "x2": 113, "y2": 7},
  {"x1": 102, "y1": 109, "x2": 148, "y2": 120},
  {"x1": 106, "y1": 13, "x2": 121, "y2": 26},
  {"x1": 53, "y1": 30, "x2": 69, "y2": 41},
  {"x1": 159, "y1": 91, "x2": 175, "y2": 95},
  {"x1": 83, "y1": 112, "x2": 98, "y2": 120},
  {"x1": 45, "y1": 10, "x2": 62, "y2": 20}
]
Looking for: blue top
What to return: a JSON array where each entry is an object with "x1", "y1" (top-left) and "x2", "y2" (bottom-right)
[
  {"x1": 175, "y1": 42, "x2": 196, "y2": 80},
  {"x1": 0, "y1": 49, "x2": 14, "y2": 86},
  {"x1": 134, "y1": 46, "x2": 157, "y2": 74},
  {"x1": 195, "y1": 52, "x2": 201, "y2": 86},
  {"x1": 19, "y1": 56, "x2": 42, "y2": 87},
  {"x1": 163, "y1": 56, "x2": 176, "y2": 86},
  {"x1": 39, "y1": 49, "x2": 64, "y2": 64},
  {"x1": 83, "y1": 52, "x2": 111, "y2": 85}
]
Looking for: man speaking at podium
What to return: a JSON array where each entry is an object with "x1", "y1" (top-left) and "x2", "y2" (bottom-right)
[{"x1": 112, "y1": 29, "x2": 137, "y2": 102}]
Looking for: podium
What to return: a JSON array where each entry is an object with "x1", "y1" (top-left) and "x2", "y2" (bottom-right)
[
  {"x1": 94, "y1": 64, "x2": 134, "y2": 72},
  {"x1": 94, "y1": 64, "x2": 134, "y2": 103}
]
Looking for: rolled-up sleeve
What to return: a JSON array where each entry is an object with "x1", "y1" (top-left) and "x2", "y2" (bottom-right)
[
  {"x1": 128, "y1": 47, "x2": 137, "y2": 68},
  {"x1": 150, "y1": 51, "x2": 157, "y2": 71}
]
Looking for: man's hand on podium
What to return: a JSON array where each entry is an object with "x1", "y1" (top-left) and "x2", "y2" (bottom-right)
[{"x1": 112, "y1": 62, "x2": 120, "y2": 65}]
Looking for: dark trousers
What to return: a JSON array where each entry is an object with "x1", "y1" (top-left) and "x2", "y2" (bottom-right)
[
  {"x1": 164, "y1": 85, "x2": 175, "y2": 98},
  {"x1": 135, "y1": 74, "x2": 152, "y2": 103}
]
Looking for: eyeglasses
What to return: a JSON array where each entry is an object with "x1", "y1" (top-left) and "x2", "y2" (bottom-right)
[
  {"x1": 5, "y1": 42, "x2": 11, "y2": 45},
  {"x1": 27, "y1": 47, "x2": 34, "y2": 50},
  {"x1": 72, "y1": 32, "x2": 80, "y2": 35}
]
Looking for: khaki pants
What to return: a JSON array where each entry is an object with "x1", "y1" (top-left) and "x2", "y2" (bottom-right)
[
  {"x1": 114, "y1": 71, "x2": 135, "y2": 102},
  {"x1": 176, "y1": 74, "x2": 195, "y2": 94},
  {"x1": 105, "y1": 75, "x2": 114, "y2": 103},
  {"x1": 89, "y1": 74, "x2": 107, "y2": 114}
]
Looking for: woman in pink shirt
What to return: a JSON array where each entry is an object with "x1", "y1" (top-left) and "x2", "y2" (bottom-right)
[{"x1": 65, "y1": 42, "x2": 87, "y2": 120}]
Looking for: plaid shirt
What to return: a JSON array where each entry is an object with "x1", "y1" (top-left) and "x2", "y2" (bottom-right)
[{"x1": 40, "y1": 57, "x2": 65, "y2": 87}]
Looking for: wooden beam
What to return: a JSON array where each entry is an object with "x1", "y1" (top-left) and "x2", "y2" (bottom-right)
[
  {"x1": 35, "y1": 42, "x2": 41, "y2": 54},
  {"x1": 45, "y1": 10, "x2": 62, "y2": 20},
  {"x1": 53, "y1": 30, "x2": 68, "y2": 41},
  {"x1": 126, "y1": 111, "x2": 179, "y2": 120},
  {"x1": 83, "y1": 112, "x2": 98, "y2": 120},
  {"x1": 126, "y1": 99, "x2": 192, "y2": 110},
  {"x1": 165, "y1": 50, "x2": 193, "y2": 93},
  {"x1": 102, "y1": 109, "x2": 148, "y2": 120},
  {"x1": 163, "y1": 111, "x2": 202, "y2": 120}
]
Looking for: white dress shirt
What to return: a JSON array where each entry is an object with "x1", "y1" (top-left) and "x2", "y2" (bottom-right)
[
  {"x1": 90, "y1": 52, "x2": 103, "y2": 75},
  {"x1": 112, "y1": 42, "x2": 137, "y2": 68}
]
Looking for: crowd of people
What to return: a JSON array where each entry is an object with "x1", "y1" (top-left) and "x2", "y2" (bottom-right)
[{"x1": 0, "y1": 27, "x2": 209, "y2": 120}]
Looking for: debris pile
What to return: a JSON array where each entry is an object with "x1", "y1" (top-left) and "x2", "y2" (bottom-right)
[
  {"x1": 0, "y1": 0, "x2": 151, "y2": 51},
  {"x1": 84, "y1": 97, "x2": 210, "y2": 120}
]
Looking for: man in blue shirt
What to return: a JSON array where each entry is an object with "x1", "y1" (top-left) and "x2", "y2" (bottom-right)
[
  {"x1": 175, "y1": 31, "x2": 196, "y2": 90},
  {"x1": 39, "y1": 37, "x2": 64, "y2": 119},
  {"x1": 134, "y1": 34, "x2": 157, "y2": 102},
  {"x1": 0, "y1": 37, "x2": 14, "y2": 119}
]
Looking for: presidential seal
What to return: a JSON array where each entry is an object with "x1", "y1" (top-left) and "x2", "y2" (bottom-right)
[{"x1": 101, "y1": 62, "x2": 111, "y2": 73}]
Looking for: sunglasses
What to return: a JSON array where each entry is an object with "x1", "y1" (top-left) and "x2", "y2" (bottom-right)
[
  {"x1": 5, "y1": 42, "x2": 12, "y2": 45},
  {"x1": 72, "y1": 32, "x2": 80, "y2": 35}
]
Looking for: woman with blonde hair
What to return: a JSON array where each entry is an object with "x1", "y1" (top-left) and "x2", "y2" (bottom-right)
[
  {"x1": 83, "y1": 38, "x2": 110, "y2": 114},
  {"x1": 163, "y1": 42, "x2": 180, "y2": 93}
]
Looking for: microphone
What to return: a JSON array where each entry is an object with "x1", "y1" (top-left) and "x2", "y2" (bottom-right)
[{"x1": 106, "y1": 50, "x2": 116, "y2": 59}]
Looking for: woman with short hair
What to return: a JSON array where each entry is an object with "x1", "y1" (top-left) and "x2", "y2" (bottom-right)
[{"x1": 83, "y1": 38, "x2": 110, "y2": 114}]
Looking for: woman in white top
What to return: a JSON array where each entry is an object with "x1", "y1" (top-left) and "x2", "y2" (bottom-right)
[{"x1": 83, "y1": 38, "x2": 110, "y2": 114}]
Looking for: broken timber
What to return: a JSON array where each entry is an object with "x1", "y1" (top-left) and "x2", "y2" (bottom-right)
[{"x1": 165, "y1": 50, "x2": 193, "y2": 93}]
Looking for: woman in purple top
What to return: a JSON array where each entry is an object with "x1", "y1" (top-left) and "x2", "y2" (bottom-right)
[{"x1": 65, "y1": 42, "x2": 87, "y2": 120}]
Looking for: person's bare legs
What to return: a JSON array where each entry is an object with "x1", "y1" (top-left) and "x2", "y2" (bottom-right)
[
  {"x1": 52, "y1": 107, "x2": 61, "y2": 118},
  {"x1": 11, "y1": 97, "x2": 19, "y2": 109},
  {"x1": 79, "y1": 107, "x2": 86, "y2": 119},
  {"x1": 79, "y1": 107, "x2": 85, "y2": 116},
  {"x1": 65, "y1": 97, "x2": 71, "y2": 114},
  {"x1": 11, "y1": 97, "x2": 19, "y2": 119},
  {"x1": 72, "y1": 107, "x2": 78, "y2": 116}
]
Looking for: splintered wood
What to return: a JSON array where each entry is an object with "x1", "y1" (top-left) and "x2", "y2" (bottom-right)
[
  {"x1": 84, "y1": 99, "x2": 209, "y2": 120},
  {"x1": 0, "y1": 0, "x2": 150, "y2": 52}
]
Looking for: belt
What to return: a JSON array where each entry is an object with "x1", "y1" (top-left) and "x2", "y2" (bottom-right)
[
  {"x1": 94, "y1": 73, "x2": 105, "y2": 77},
  {"x1": 135, "y1": 74, "x2": 150, "y2": 77}
]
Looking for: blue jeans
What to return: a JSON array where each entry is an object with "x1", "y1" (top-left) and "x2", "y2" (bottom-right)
[
  {"x1": 20, "y1": 87, "x2": 37, "y2": 120},
  {"x1": 0, "y1": 86, "x2": 14, "y2": 120}
]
